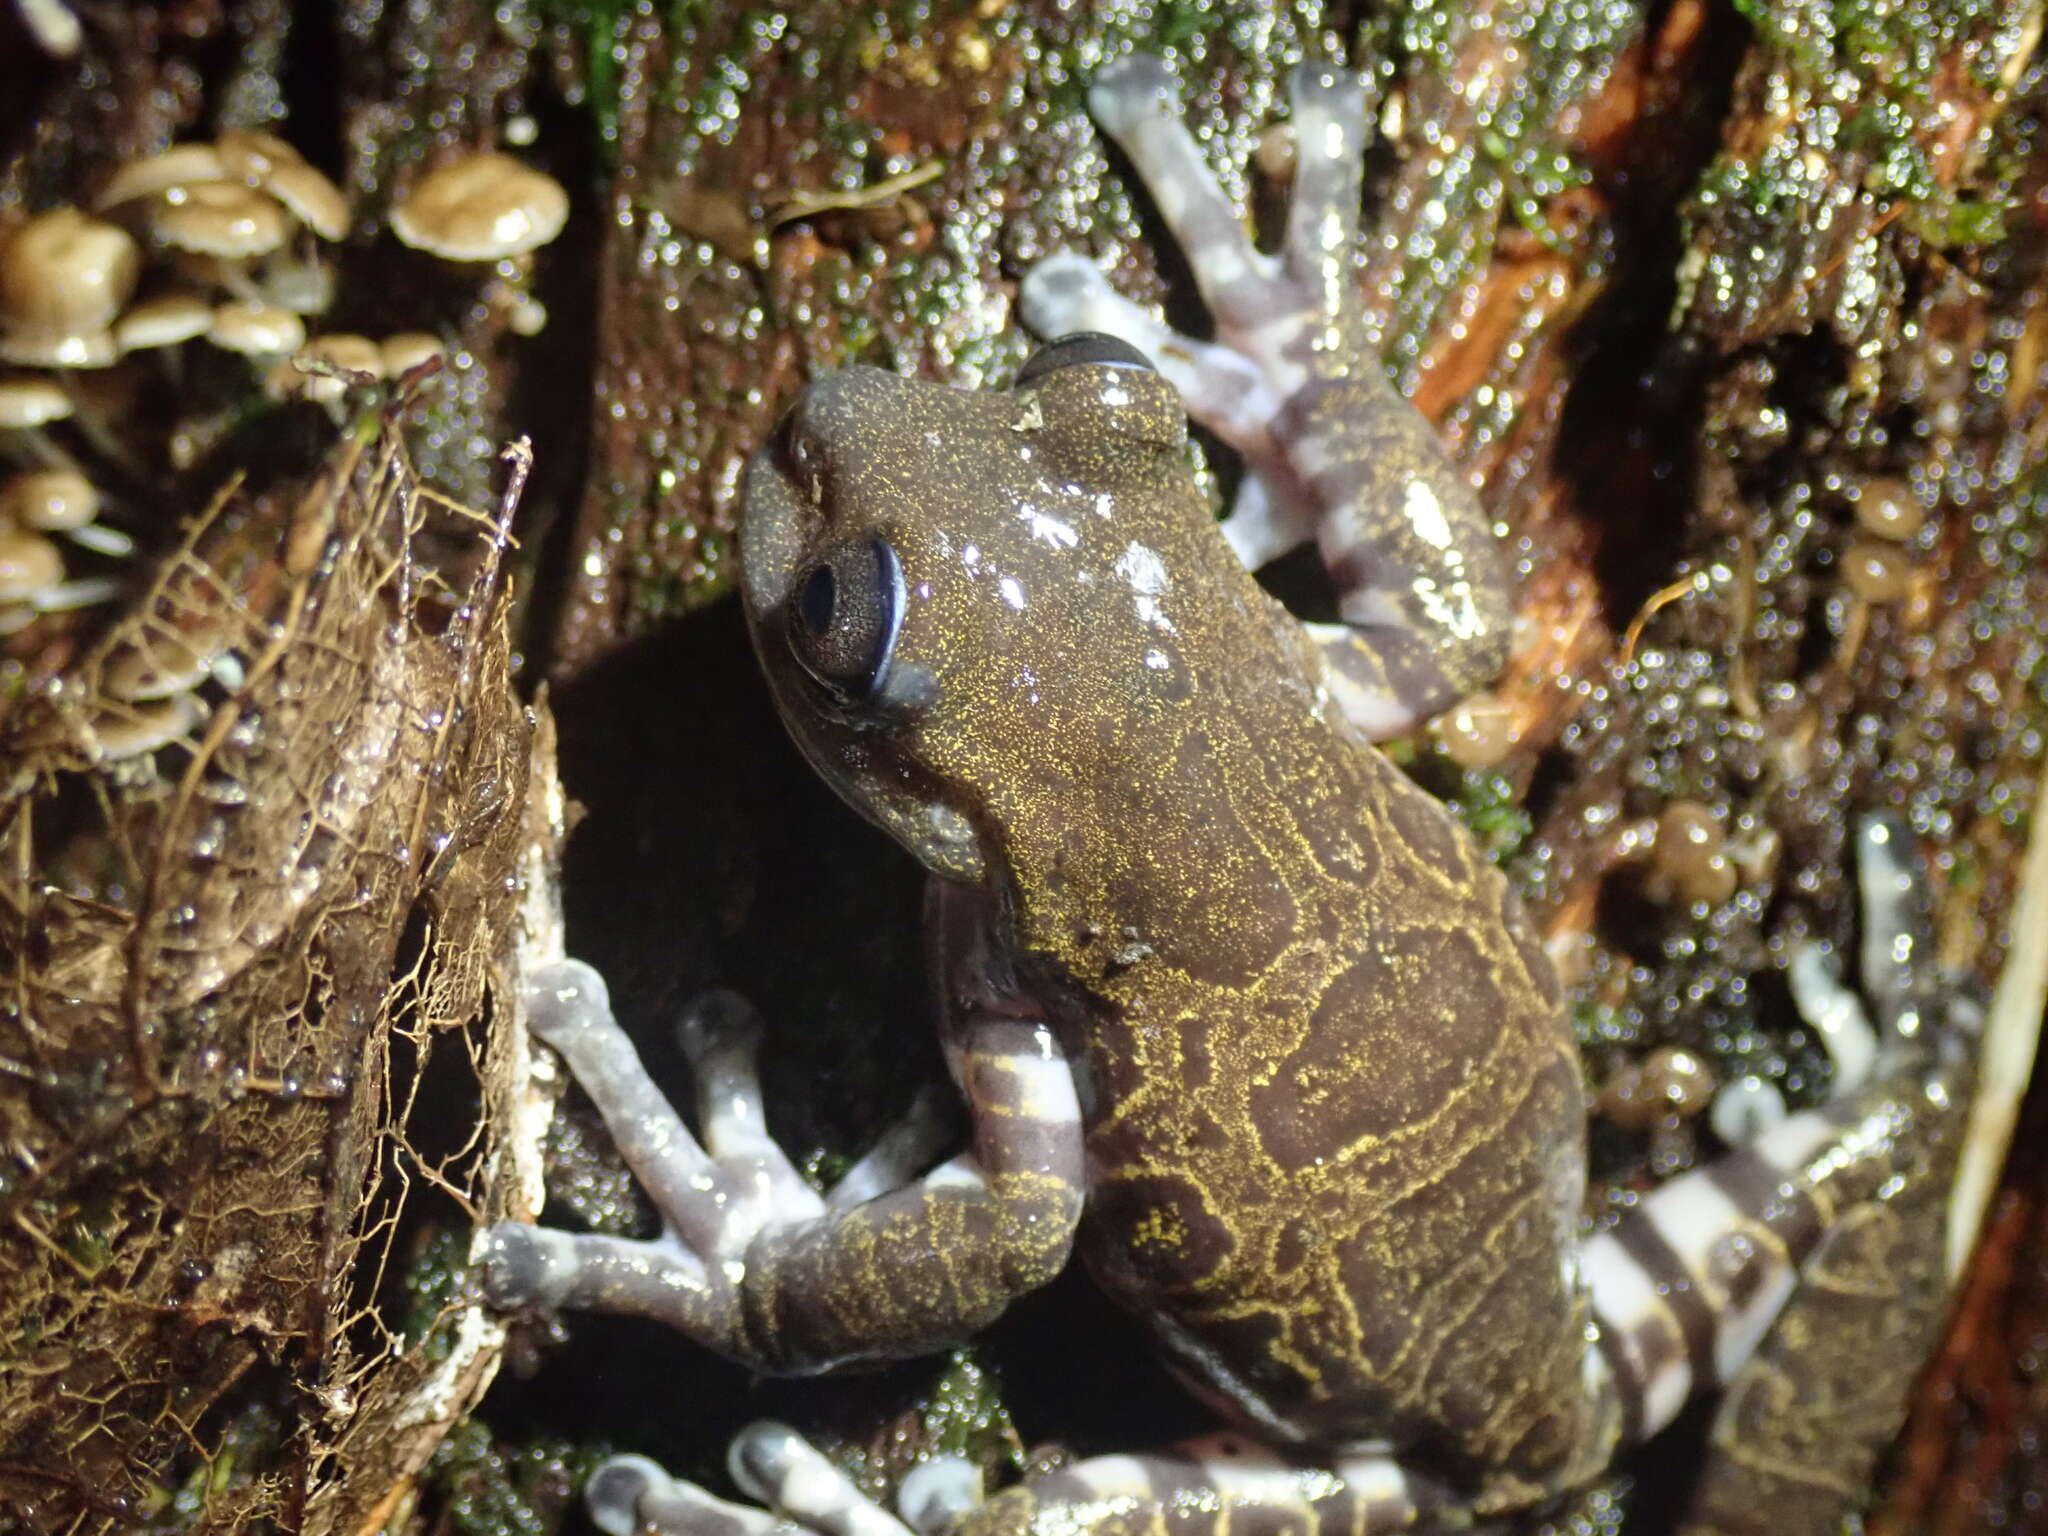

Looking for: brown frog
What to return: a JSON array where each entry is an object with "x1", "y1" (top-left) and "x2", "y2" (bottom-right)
[{"x1": 482, "y1": 54, "x2": 1967, "y2": 1536}]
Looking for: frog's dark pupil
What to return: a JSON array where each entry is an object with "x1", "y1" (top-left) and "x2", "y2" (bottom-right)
[{"x1": 797, "y1": 563, "x2": 837, "y2": 638}]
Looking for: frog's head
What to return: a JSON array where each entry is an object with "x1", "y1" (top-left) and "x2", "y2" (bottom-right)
[{"x1": 741, "y1": 335, "x2": 1248, "y2": 892}]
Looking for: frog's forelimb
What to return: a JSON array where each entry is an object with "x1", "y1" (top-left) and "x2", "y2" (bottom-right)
[{"x1": 483, "y1": 959, "x2": 1087, "y2": 1371}]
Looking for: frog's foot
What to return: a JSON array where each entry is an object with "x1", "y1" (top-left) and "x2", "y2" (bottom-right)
[
  {"x1": 578, "y1": 1429, "x2": 939, "y2": 1536},
  {"x1": 583, "y1": 1428, "x2": 1450, "y2": 1536},
  {"x1": 1019, "y1": 54, "x2": 1513, "y2": 736},
  {"x1": 1582, "y1": 814, "x2": 1969, "y2": 1524},
  {"x1": 482, "y1": 959, "x2": 1087, "y2": 1372}
]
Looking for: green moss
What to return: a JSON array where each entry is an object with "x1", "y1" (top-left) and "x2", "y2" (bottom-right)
[
  {"x1": 1374, "y1": 0, "x2": 1639, "y2": 377},
  {"x1": 1454, "y1": 765, "x2": 1536, "y2": 864},
  {"x1": 429, "y1": 1419, "x2": 606, "y2": 1536}
]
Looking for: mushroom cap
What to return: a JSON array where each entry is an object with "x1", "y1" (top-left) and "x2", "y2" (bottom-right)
[
  {"x1": 154, "y1": 182, "x2": 292, "y2": 258},
  {"x1": 379, "y1": 331, "x2": 445, "y2": 376},
  {"x1": 254, "y1": 249, "x2": 336, "y2": 315},
  {"x1": 207, "y1": 299, "x2": 306, "y2": 356},
  {"x1": 1, "y1": 468, "x2": 99, "y2": 531},
  {"x1": 0, "y1": 325, "x2": 118, "y2": 368},
  {"x1": 96, "y1": 142, "x2": 231, "y2": 210},
  {"x1": 216, "y1": 131, "x2": 350, "y2": 241},
  {"x1": 267, "y1": 332, "x2": 385, "y2": 402},
  {"x1": 1, "y1": 207, "x2": 142, "y2": 334},
  {"x1": 105, "y1": 622, "x2": 230, "y2": 701},
  {"x1": 263, "y1": 160, "x2": 350, "y2": 242},
  {"x1": 92, "y1": 692, "x2": 203, "y2": 760},
  {"x1": 115, "y1": 292, "x2": 214, "y2": 350},
  {"x1": 389, "y1": 151, "x2": 568, "y2": 260},
  {"x1": 0, "y1": 527, "x2": 64, "y2": 602},
  {"x1": 0, "y1": 376, "x2": 73, "y2": 426},
  {"x1": 214, "y1": 129, "x2": 300, "y2": 182}
]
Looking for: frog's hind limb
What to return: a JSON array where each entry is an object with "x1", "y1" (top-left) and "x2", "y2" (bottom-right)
[
  {"x1": 1017, "y1": 54, "x2": 1514, "y2": 737},
  {"x1": 1666, "y1": 806, "x2": 2046, "y2": 1536},
  {"x1": 480, "y1": 960, "x2": 1087, "y2": 1372},
  {"x1": 584, "y1": 1428, "x2": 1454, "y2": 1536}
]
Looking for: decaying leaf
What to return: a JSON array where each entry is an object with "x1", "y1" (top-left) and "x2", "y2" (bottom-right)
[{"x1": 0, "y1": 401, "x2": 559, "y2": 1533}]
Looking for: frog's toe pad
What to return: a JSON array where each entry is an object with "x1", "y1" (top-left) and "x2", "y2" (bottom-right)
[
  {"x1": 586, "y1": 1456, "x2": 670, "y2": 1536},
  {"x1": 479, "y1": 1221, "x2": 579, "y2": 1310},
  {"x1": 1088, "y1": 52, "x2": 1180, "y2": 133},
  {"x1": 677, "y1": 986, "x2": 764, "y2": 1062},
  {"x1": 730, "y1": 1422, "x2": 912, "y2": 1535},
  {"x1": 1017, "y1": 251, "x2": 1119, "y2": 341},
  {"x1": 897, "y1": 1455, "x2": 984, "y2": 1534},
  {"x1": 524, "y1": 957, "x2": 612, "y2": 1049}
]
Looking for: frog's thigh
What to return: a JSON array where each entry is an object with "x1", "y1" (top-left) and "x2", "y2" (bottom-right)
[{"x1": 1673, "y1": 1147, "x2": 1956, "y2": 1536}]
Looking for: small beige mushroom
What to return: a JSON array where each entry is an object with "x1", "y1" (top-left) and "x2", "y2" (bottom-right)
[
  {"x1": 216, "y1": 131, "x2": 350, "y2": 242},
  {"x1": 0, "y1": 375, "x2": 73, "y2": 427},
  {"x1": 104, "y1": 620, "x2": 233, "y2": 701},
  {"x1": 252, "y1": 248, "x2": 336, "y2": 315},
  {"x1": 267, "y1": 333, "x2": 385, "y2": 403},
  {"x1": 96, "y1": 142, "x2": 231, "y2": 210},
  {"x1": 114, "y1": 292, "x2": 213, "y2": 351},
  {"x1": 389, "y1": 151, "x2": 568, "y2": 260},
  {"x1": 0, "y1": 526, "x2": 64, "y2": 602},
  {"x1": 207, "y1": 299, "x2": 306, "y2": 357},
  {"x1": 0, "y1": 468, "x2": 98, "y2": 530},
  {"x1": 0, "y1": 207, "x2": 140, "y2": 368},
  {"x1": 379, "y1": 331, "x2": 445, "y2": 376},
  {"x1": 154, "y1": 181, "x2": 292, "y2": 260},
  {"x1": 92, "y1": 692, "x2": 203, "y2": 762},
  {"x1": 1435, "y1": 690, "x2": 1517, "y2": 769},
  {"x1": 18, "y1": 0, "x2": 82, "y2": 57}
]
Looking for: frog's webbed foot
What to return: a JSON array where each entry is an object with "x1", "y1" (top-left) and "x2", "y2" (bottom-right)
[
  {"x1": 1019, "y1": 54, "x2": 1513, "y2": 736},
  {"x1": 581, "y1": 1427, "x2": 1449, "y2": 1536},
  {"x1": 482, "y1": 960, "x2": 1087, "y2": 1371}
]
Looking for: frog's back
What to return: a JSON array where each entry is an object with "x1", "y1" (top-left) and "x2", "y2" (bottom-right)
[{"x1": 1065, "y1": 654, "x2": 1591, "y2": 1487}]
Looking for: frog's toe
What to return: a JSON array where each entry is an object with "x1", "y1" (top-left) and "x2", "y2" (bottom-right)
[
  {"x1": 1080, "y1": 54, "x2": 1285, "y2": 335},
  {"x1": 895, "y1": 1455, "x2": 984, "y2": 1534},
  {"x1": 587, "y1": 1454, "x2": 788, "y2": 1536},
  {"x1": 1278, "y1": 62, "x2": 1369, "y2": 293},
  {"x1": 730, "y1": 1422, "x2": 914, "y2": 1536},
  {"x1": 1084, "y1": 51, "x2": 1182, "y2": 138},
  {"x1": 1018, "y1": 255, "x2": 1280, "y2": 449},
  {"x1": 478, "y1": 1221, "x2": 579, "y2": 1310},
  {"x1": 524, "y1": 957, "x2": 612, "y2": 1050},
  {"x1": 679, "y1": 988, "x2": 826, "y2": 1219}
]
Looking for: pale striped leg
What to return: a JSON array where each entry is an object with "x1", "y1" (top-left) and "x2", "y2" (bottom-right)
[
  {"x1": 1018, "y1": 55, "x2": 1515, "y2": 735},
  {"x1": 1587, "y1": 815, "x2": 1966, "y2": 1462},
  {"x1": 948, "y1": 1436, "x2": 1445, "y2": 1536},
  {"x1": 599, "y1": 1427, "x2": 1454, "y2": 1536}
]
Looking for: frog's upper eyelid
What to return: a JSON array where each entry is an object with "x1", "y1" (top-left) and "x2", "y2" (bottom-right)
[{"x1": 1016, "y1": 331, "x2": 1157, "y2": 386}]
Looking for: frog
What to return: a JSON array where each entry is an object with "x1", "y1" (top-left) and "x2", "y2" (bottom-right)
[{"x1": 481, "y1": 52, "x2": 1968, "y2": 1536}]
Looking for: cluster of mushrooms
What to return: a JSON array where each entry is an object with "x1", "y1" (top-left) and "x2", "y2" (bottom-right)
[{"x1": 0, "y1": 133, "x2": 567, "y2": 645}]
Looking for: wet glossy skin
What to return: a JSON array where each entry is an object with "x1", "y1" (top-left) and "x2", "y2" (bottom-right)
[{"x1": 740, "y1": 354, "x2": 1596, "y2": 1491}]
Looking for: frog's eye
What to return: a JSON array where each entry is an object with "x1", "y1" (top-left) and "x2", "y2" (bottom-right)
[
  {"x1": 787, "y1": 536, "x2": 906, "y2": 700},
  {"x1": 1015, "y1": 332, "x2": 1156, "y2": 387}
]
